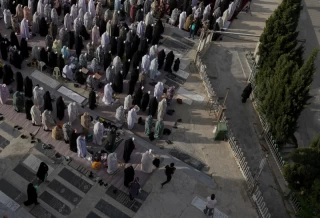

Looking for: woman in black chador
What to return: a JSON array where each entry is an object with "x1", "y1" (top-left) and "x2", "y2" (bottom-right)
[
  {"x1": 0, "y1": 40, "x2": 8, "y2": 60},
  {"x1": 131, "y1": 34, "x2": 140, "y2": 54},
  {"x1": 25, "y1": 99, "x2": 34, "y2": 120},
  {"x1": 57, "y1": 54, "x2": 65, "y2": 71},
  {"x1": 39, "y1": 17, "x2": 48, "y2": 37},
  {"x1": 128, "y1": 78, "x2": 137, "y2": 95},
  {"x1": 117, "y1": 40, "x2": 125, "y2": 58},
  {"x1": 164, "y1": 51, "x2": 175, "y2": 73},
  {"x1": 43, "y1": 91, "x2": 53, "y2": 111},
  {"x1": 10, "y1": 31, "x2": 20, "y2": 49},
  {"x1": 69, "y1": 130, "x2": 78, "y2": 153},
  {"x1": 68, "y1": 31, "x2": 75, "y2": 49},
  {"x1": 20, "y1": 38, "x2": 28, "y2": 59},
  {"x1": 123, "y1": 137, "x2": 136, "y2": 163},
  {"x1": 241, "y1": 83, "x2": 252, "y2": 103},
  {"x1": 138, "y1": 38, "x2": 148, "y2": 56},
  {"x1": 132, "y1": 87, "x2": 143, "y2": 107},
  {"x1": 140, "y1": 92, "x2": 150, "y2": 112},
  {"x1": 131, "y1": 50, "x2": 141, "y2": 70},
  {"x1": 145, "y1": 24, "x2": 153, "y2": 43},
  {"x1": 40, "y1": 47, "x2": 48, "y2": 65},
  {"x1": 2, "y1": 64, "x2": 14, "y2": 85},
  {"x1": 24, "y1": 183, "x2": 38, "y2": 206},
  {"x1": 80, "y1": 25, "x2": 90, "y2": 40},
  {"x1": 124, "y1": 165, "x2": 135, "y2": 187},
  {"x1": 148, "y1": 96, "x2": 158, "y2": 117},
  {"x1": 16, "y1": 71, "x2": 24, "y2": 92},
  {"x1": 158, "y1": 49, "x2": 166, "y2": 70},
  {"x1": 104, "y1": 52, "x2": 112, "y2": 71},
  {"x1": 110, "y1": 37, "x2": 117, "y2": 55},
  {"x1": 125, "y1": 41, "x2": 132, "y2": 61},
  {"x1": 173, "y1": 58, "x2": 180, "y2": 72},
  {"x1": 36, "y1": 162, "x2": 49, "y2": 182},
  {"x1": 56, "y1": 96, "x2": 66, "y2": 120},
  {"x1": 48, "y1": 51, "x2": 57, "y2": 68},
  {"x1": 24, "y1": 76, "x2": 33, "y2": 98},
  {"x1": 88, "y1": 90, "x2": 97, "y2": 110},
  {"x1": 114, "y1": 71, "x2": 123, "y2": 93},
  {"x1": 122, "y1": 59, "x2": 130, "y2": 80}
]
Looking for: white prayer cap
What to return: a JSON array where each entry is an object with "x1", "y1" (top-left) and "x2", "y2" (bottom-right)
[
  {"x1": 110, "y1": 82, "x2": 112, "y2": 85},
  {"x1": 132, "y1": 137, "x2": 135, "y2": 141},
  {"x1": 141, "y1": 86, "x2": 144, "y2": 90},
  {"x1": 148, "y1": 149, "x2": 152, "y2": 153},
  {"x1": 115, "y1": 37, "x2": 118, "y2": 39},
  {"x1": 65, "y1": 28, "x2": 68, "y2": 30},
  {"x1": 39, "y1": 87, "x2": 43, "y2": 90},
  {"x1": 128, "y1": 59, "x2": 131, "y2": 61},
  {"x1": 148, "y1": 91, "x2": 150, "y2": 94},
  {"x1": 112, "y1": 66, "x2": 114, "y2": 69},
  {"x1": 123, "y1": 41, "x2": 125, "y2": 43},
  {"x1": 137, "y1": 66, "x2": 139, "y2": 69},
  {"x1": 15, "y1": 32, "x2": 17, "y2": 35}
]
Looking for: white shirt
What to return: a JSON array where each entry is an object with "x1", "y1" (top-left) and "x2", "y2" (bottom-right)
[{"x1": 206, "y1": 197, "x2": 217, "y2": 209}]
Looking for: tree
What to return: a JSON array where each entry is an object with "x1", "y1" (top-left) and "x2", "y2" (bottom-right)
[{"x1": 283, "y1": 135, "x2": 320, "y2": 217}]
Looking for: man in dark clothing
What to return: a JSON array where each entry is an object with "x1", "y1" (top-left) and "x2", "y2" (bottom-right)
[{"x1": 161, "y1": 163, "x2": 176, "y2": 187}]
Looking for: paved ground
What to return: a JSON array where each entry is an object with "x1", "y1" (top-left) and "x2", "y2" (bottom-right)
[{"x1": 0, "y1": 10, "x2": 257, "y2": 218}]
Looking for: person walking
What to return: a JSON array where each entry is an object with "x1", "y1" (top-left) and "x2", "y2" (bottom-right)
[
  {"x1": 189, "y1": 21, "x2": 196, "y2": 40},
  {"x1": 129, "y1": 177, "x2": 141, "y2": 200},
  {"x1": 203, "y1": 194, "x2": 217, "y2": 216},
  {"x1": 24, "y1": 183, "x2": 39, "y2": 206},
  {"x1": 161, "y1": 163, "x2": 176, "y2": 187}
]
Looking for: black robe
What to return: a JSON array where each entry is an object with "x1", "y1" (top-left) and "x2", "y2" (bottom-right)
[
  {"x1": 173, "y1": 58, "x2": 180, "y2": 72},
  {"x1": 43, "y1": 91, "x2": 53, "y2": 111},
  {"x1": 0, "y1": 41, "x2": 8, "y2": 60},
  {"x1": 80, "y1": 25, "x2": 90, "y2": 40},
  {"x1": 36, "y1": 162, "x2": 48, "y2": 181},
  {"x1": 16, "y1": 71, "x2": 24, "y2": 92},
  {"x1": 57, "y1": 54, "x2": 65, "y2": 71},
  {"x1": 152, "y1": 25, "x2": 161, "y2": 45},
  {"x1": 24, "y1": 183, "x2": 38, "y2": 206},
  {"x1": 88, "y1": 90, "x2": 97, "y2": 110},
  {"x1": 130, "y1": 68, "x2": 139, "y2": 84},
  {"x1": 10, "y1": 31, "x2": 20, "y2": 50},
  {"x1": 105, "y1": 128, "x2": 117, "y2": 151},
  {"x1": 125, "y1": 41, "x2": 132, "y2": 60},
  {"x1": 122, "y1": 59, "x2": 130, "y2": 80},
  {"x1": 56, "y1": 96, "x2": 66, "y2": 120},
  {"x1": 2, "y1": 65, "x2": 14, "y2": 85},
  {"x1": 124, "y1": 166, "x2": 135, "y2": 187},
  {"x1": 164, "y1": 51, "x2": 175, "y2": 73},
  {"x1": 64, "y1": 4, "x2": 70, "y2": 16},
  {"x1": 141, "y1": 92, "x2": 150, "y2": 111},
  {"x1": 158, "y1": 49, "x2": 166, "y2": 70},
  {"x1": 99, "y1": 20, "x2": 106, "y2": 37},
  {"x1": 148, "y1": 97, "x2": 158, "y2": 117},
  {"x1": 131, "y1": 51, "x2": 141, "y2": 70},
  {"x1": 39, "y1": 17, "x2": 48, "y2": 37},
  {"x1": 69, "y1": 131, "x2": 78, "y2": 152},
  {"x1": 114, "y1": 72, "x2": 123, "y2": 93},
  {"x1": 10, "y1": 49, "x2": 22, "y2": 69},
  {"x1": 128, "y1": 78, "x2": 136, "y2": 95},
  {"x1": 104, "y1": 52, "x2": 112, "y2": 70},
  {"x1": 241, "y1": 83, "x2": 253, "y2": 103},
  {"x1": 111, "y1": 24, "x2": 119, "y2": 37},
  {"x1": 138, "y1": 39, "x2": 148, "y2": 56},
  {"x1": 135, "y1": 9, "x2": 144, "y2": 22},
  {"x1": 24, "y1": 76, "x2": 33, "y2": 98},
  {"x1": 40, "y1": 48, "x2": 48, "y2": 65},
  {"x1": 183, "y1": 0, "x2": 190, "y2": 11},
  {"x1": 131, "y1": 35, "x2": 140, "y2": 54},
  {"x1": 145, "y1": 24, "x2": 153, "y2": 43},
  {"x1": 48, "y1": 51, "x2": 57, "y2": 68},
  {"x1": 25, "y1": 99, "x2": 34, "y2": 120},
  {"x1": 117, "y1": 40, "x2": 125, "y2": 58},
  {"x1": 110, "y1": 37, "x2": 117, "y2": 55},
  {"x1": 132, "y1": 87, "x2": 143, "y2": 107},
  {"x1": 49, "y1": 22, "x2": 58, "y2": 40},
  {"x1": 75, "y1": 35, "x2": 83, "y2": 58},
  {"x1": 20, "y1": 38, "x2": 28, "y2": 59},
  {"x1": 123, "y1": 138, "x2": 135, "y2": 163},
  {"x1": 68, "y1": 31, "x2": 75, "y2": 49},
  {"x1": 186, "y1": 5, "x2": 192, "y2": 16}
]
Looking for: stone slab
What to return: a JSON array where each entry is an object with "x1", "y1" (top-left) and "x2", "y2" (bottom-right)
[
  {"x1": 13, "y1": 164, "x2": 38, "y2": 183},
  {"x1": 86, "y1": 211, "x2": 102, "y2": 218},
  {"x1": 34, "y1": 143, "x2": 64, "y2": 164},
  {"x1": 0, "y1": 191, "x2": 20, "y2": 212},
  {"x1": 162, "y1": 39, "x2": 189, "y2": 54},
  {"x1": 0, "y1": 122, "x2": 21, "y2": 138},
  {"x1": 57, "y1": 86, "x2": 86, "y2": 104},
  {"x1": 58, "y1": 168, "x2": 92, "y2": 194},
  {"x1": 0, "y1": 135, "x2": 10, "y2": 149},
  {"x1": 172, "y1": 69, "x2": 190, "y2": 80},
  {"x1": 47, "y1": 179, "x2": 82, "y2": 206},
  {"x1": 177, "y1": 87, "x2": 205, "y2": 102},
  {"x1": 39, "y1": 191, "x2": 71, "y2": 216},
  {"x1": 29, "y1": 205, "x2": 57, "y2": 218},
  {"x1": 135, "y1": 190, "x2": 149, "y2": 202},
  {"x1": 23, "y1": 154, "x2": 54, "y2": 175},
  {"x1": 171, "y1": 33, "x2": 195, "y2": 47},
  {"x1": 31, "y1": 70, "x2": 60, "y2": 89},
  {"x1": 0, "y1": 179, "x2": 26, "y2": 206},
  {"x1": 169, "y1": 148, "x2": 206, "y2": 171},
  {"x1": 166, "y1": 73, "x2": 186, "y2": 85},
  {"x1": 105, "y1": 185, "x2": 141, "y2": 213},
  {"x1": 95, "y1": 199, "x2": 131, "y2": 218}
]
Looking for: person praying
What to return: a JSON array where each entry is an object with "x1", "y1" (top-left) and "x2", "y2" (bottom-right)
[
  {"x1": 81, "y1": 112, "x2": 91, "y2": 135},
  {"x1": 107, "y1": 152, "x2": 119, "y2": 174},
  {"x1": 93, "y1": 121, "x2": 104, "y2": 146},
  {"x1": 123, "y1": 137, "x2": 136, "y2": 163},
  {"x1": 145, "y1": 115, "x2": 153, "y2": 135},
  {"x1": 0, "y1": 84, "x2": 9, "y2": 105},
  {"x1": 42, "y1": 109, "x2": 55, "y2": 131},
  {"x1": 124, "y1": 95, "x2": 133, "y2": 111},
  {"x1": 68, "y1": 102, "x2": 78, "y2": 124},
  {"x1": 24, "y1": 183, "x2": 38, "y2": 206},
  {"x1": 13, "y1": 91, "x2": 25, "y2": 112},
  {"x1": 36, "y1": 162, "x2": 49, "y2": 182},
  {"x1": 127, "y1": 106, "x2": 138, "y2": 130},
  {"x1": 43, "y1": 91, "x2": 53, "y2": 111},
  {"x1": 76, "y1": 134, "x2": 88, "y2": 158},
  {"x1": 56, "y1": 96, "x2": 66, "y2": 120},
  {"x1": 31, "y1": 105, "x2": 42, "y2": 126},
  {"x1": 102, "y1": 83, "x2": 115, "y2": 105},
  {"x1": 62, "y1": 122, "x2": 73, "y2": 144},
  {"x1": 141, "y1": 149, "x2": 154, "y2": 173},
  {"x1": 115, "y1": 105, "x2": 125, "y2": 125},
  {"x1": 154, "y1": 119, "x2": 164, "y2": 139},
  {"x1": 25, "y1": 99, "x2": 34, "y2": 120},
  {"x1": 124, "y1": 164, "x2": 135, "y2": 187},
  {"x1": 157, "y1": 98, "x2": 167, "y2": 121}
]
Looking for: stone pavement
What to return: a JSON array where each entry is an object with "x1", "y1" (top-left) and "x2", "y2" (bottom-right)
[{"x1": 0, "y1": 10, "x2": 258, "y2": 218}]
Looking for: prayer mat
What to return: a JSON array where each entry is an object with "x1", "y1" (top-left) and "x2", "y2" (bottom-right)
[
  {"x1": 177, "y1": 87, "x2": 205, "y2": 102},
  {"x1": 30, "y1": 205, "x2": 57, "y2": 218},
  {"x1": 171, "y1": 33, "x2": 195, "y2": 48},
  {"x1": 162, "y1": 38, "x2": 189, "y2": 54},
  {"x1": 169, "y1": 147, "x2": 206, "y2": 171},
  {"x1": 31, "y1": 70, "x2": 60, "y2": 89},
  {"x1": 57, "y1": 86, "x2": 86, "y2": 104},
  {"x1": 165, "y1": 73, "x2": 186, "y2": 85}
]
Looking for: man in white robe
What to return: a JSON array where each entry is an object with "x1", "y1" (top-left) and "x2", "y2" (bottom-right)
[
  {"x1": 64, "y1": 13, "x2": 72, "y2": 32},
  {"x1": 157, "y1": 98, "x2": 167, "y2": 120},
  {"x1": 33, "y1": 86, "x2": 44, "y2": 107},
  {"x1": 149, "y1": 45, "x2": 158, "y2": 61},
  {"x1": 112, "y1": 56, "x2": 122, "y2": 74},
  {"x1": 141, "y1": 149, "x2": 153, "y2": 173},
  {"x1": 107, "y1": 153, "x2": 118, "y2": 174},
  {"x1": 20, "y1": 18, "x2": 30, "y2": 39},
  {"x1": 63, "y1": 65, "x2": 73, "y2": 80},
  {"x1": 124, "y1": 95, "x2": 133, "y2": 110},
  {"x1": 115, "y1": 106, "x2": 125, "y2": 125},
  {"x1": 31, "y1": 105, "x2": 42, "y2": 125},
  {"x1": 102, "y1": 83, "x2": 114, "y2": 105},
  {"x1": 149, "y1": 58, "x2": 158, "y2": 80},
  {"x1": 127, "y1": 107, "x2": 137, "y2": 130},
  {"x1": 141, "y1": 54, "x2": 151, "y2": 73},
  {"x1": 93, "y1": 122, "x2": 104, "y2": 145},
  {"x1": 77, "y1": 135, "x2": 88, "y2": 158},
  {"x1": 88, "y1": 0, "x2": 96, "y2": 17},
  {"x1": 179, "y1": 12, "x2": 186, "y2": 29},
  {"x1": 154, "y1": 82, "x2": 164, "y2": 100},
  {"x1": 68, "y1": 102, "x2": 78, "y2": 124}
]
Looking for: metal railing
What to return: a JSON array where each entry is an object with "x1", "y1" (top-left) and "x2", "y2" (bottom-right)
[{"x1": 194, "y1": 32, "x2": 271, "y2": 218}]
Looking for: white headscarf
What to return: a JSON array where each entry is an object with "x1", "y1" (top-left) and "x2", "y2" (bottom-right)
[
  {"x1": 141, "y1": 55, "x2": 151, "y2": 72},
  {"x1": 63, "y1": 65, "x2": 73, "y2": 80},
  {"x1": 3, "y1": 10, "x2": 12, "y2": 29},
  {"x1": 78, "y1": 0, "x2": 87, "y2": 13},
  {"x1": 102, "y1": 83, "x2": 114, "y2": 105},
  {"x1": 92, "y1": 25, "x2": 100, "y2": 47},
  {"x1": 64, "y1": 13, "x2": 72, "y2": 31},
  {"x1": 154, "y1": 82, "x2": 164, "y2": 100},
  {"x1": 31, "y1": 105, "x2": 41, "y2": 125},
  {"x1": 141, "y1": 150, "x2": 153, "y2": 173},
  {"x1": 127, "y1": 108, "x2": 137, "y2": 130},
  {"x1": 88, "y1": 0, "x2": 96, "y2": 17},
  {"x1": 137, "y1": 21, "x2": 146, "y2": 39},
  {"x1": 68, "y1": 102, "x2": 78, "y2": 123},
  {"x1": 112, "y1": 56, "x2": 122, "y2": 74},
  {"x1": 149, "y1": 58, "x2": 158, "y2": 80},
  {"x1": 84, "y1": 12, "x2": 93, "y2": 30},
  {"x1": 144, "y1": 12, "x2": 154, "y2": 26},
  {"x1": 179, "y1": 12, "x2": 187, "y2": 29},
  {"x1": 107, "y1": 153, "x2": 118, "y2": 174},
  {"x1": 115, "y1": 106, "x2": 125, "y2": 124},
  {"x1": 51, "y1": 8, "x2": 59, "y2": 25},
  {"x1": 124, "y1": 95, "x2": 133, "y2": 110},
  {"x1": 149, "y1": 45, "x2": 158, "y2": 61},
  {"x1": 70, "y1": 4, "x2": 78, "y2": 21},
  {"x1": 20, "y1": 18, "x2": 29, "y2": 39},
  {"x1": 93, "y1": 122, "x2": 104, "y2": 145},
  {"x1": 33, "y1": 86, "x2": 44, "y2": 107},
  {"x1": 101, "y1": 32, "x2": 110, "y2": 47},
  {"x1": 37, "y1": 0, "x2": 44, "y2": 17}
]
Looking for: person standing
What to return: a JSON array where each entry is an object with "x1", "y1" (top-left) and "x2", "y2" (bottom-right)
[
  {"x1": 129, "y1": 177, "x2": 141, "y2": 200},
  {"x1": 36, "y1": 162, "x2": 49, "y2": 182},
  {"x1": 24, "y1": 183, "x2": 39, "y2": 206},
  {"x1": 203, "y1": 194, "x2": 217, "y2": 216},
  {"x1": 76, "y1": 134, "x2": 88, "y2": 158},
  {"x1": 161, "y1": 163, "x2": 176, "y2": 187},
  {"x1": 189, "y1": 21, "x2": 196, "y2": 40}
]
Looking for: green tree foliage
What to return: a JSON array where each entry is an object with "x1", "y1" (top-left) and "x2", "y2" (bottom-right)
[{"x1": 283, "y1": 135, "x2": 320, "y2": 217}]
